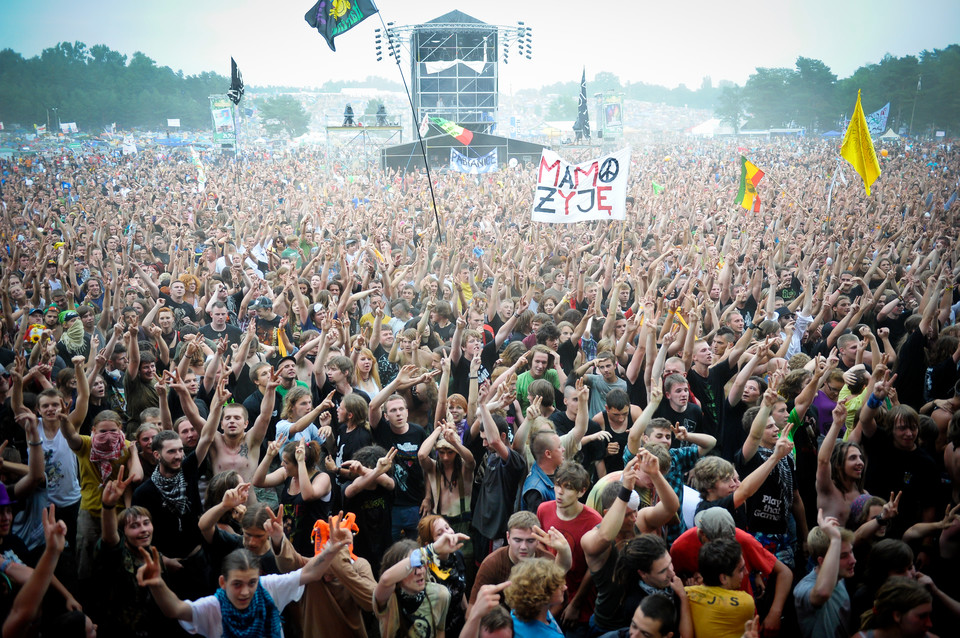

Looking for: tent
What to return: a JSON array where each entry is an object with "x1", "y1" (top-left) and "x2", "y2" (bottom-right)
[
  {"x1": 822, "y1": 130, "x2": 842, "y2": 138},
  {"x1": 879, "y1": 128, "x2": 901, "y2": 140},
  {"x1": 381, "y1": 131, "x2": 546, "y2": 173}
]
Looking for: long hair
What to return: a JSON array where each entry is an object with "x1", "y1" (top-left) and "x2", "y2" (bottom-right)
[
  {"x1": 830, "y1": 440, "x2": 866, "y2": 493},
  {"x1": 355, "y1": 347, "x2": 382, "y2": 388},
  {"x1": 860, "y1": 576, "x2": 931, "y2": 630},
  {"x1": 280, "y1": 386, "x2": 312, "y2": 421},
  {"x1": 613, "y1": 535, "x2": 668, "y2": 605},
  {"x1": 341, "y1": 393, "x2": 371, "y2": 431}
]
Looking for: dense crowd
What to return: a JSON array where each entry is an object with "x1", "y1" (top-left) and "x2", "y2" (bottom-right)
[{"x1": 0, "y1": 133, "x2": 958, "y2": 638}]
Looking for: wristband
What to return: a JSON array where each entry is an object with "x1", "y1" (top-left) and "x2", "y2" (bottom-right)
[
  {"x1": 28, "y1": 440, "x2": 44, "y2": 446},
  {"x1": 469, "y1": 376, "x2": 478, "y2": 380},
  {"x1": 102, "y1": 504, "x2": 116, "y2": 510},
  {"x1": 874, "y1": 514, "x2": 890, "y2": 527},
  {"x1": 408, "y1": 549, "x2": 423, "y2": 569},
  {"x1": 866, "y1": 393, "x2": 883, "y2": 409},
  {"x1": 618, "y1": 486, "x2": 634, "y2": 503}
]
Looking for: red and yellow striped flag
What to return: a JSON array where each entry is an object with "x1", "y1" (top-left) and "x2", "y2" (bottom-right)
[{"x1": 736, "y1": 156, "x2": 764, "y2": 212}]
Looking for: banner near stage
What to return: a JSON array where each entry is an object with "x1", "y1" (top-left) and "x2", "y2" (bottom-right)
[{"x1": 531, "y1": 147, "x2": 631, "y2": 223}]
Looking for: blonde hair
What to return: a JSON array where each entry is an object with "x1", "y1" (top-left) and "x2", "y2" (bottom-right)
[{"x1": 504, "y1": 558, "x2": 566, "y2": 621}]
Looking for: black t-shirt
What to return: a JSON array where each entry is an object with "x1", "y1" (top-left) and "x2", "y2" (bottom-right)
[
  {"x1": 374, "y1": 343, "x2": 399, "y2": 387},
  {"x1": 862, "y1": 430, "x2": 939, "y2": 537},
  {"x1": 160, "y1": 293, "x2": 198, "y2": 328},
  {"x1": 342, "y1": 480, "x2": 393, "y2": 575},
  {"x1": 686, "y1": 359, "x2": 736, "y2": 441},
  {"x1": 720, "y1": 398, "x2": 749, "y2": 460},
  {"x1": 451, "y1": 352, "x2": 490, "y2": 399},
  {"x1": 373, "y1": 420, "x2": 429, "y2": 507},
  {"x1": 734, "y1": 448, "x2": 793, "y2": 535},
  {"x1": 695, "y1": 493, "x2": 749, "y2": 530},
  {"x1": 558, "y1": 338, "x2": 579, "y2": 375},
  {"x1": 336, "y1": 424, "x2": 374, "y2": 467},
  {"x1": 549, "y1": 410, "x2": 577, "y2": 436},
  {"x1": 132, "y1": 452, "x2": 204, "y2": 558},
  {"x1": 653, "y1": 402, "x2": 703, "y2": 443},
  {"x1": 198, "y1": 323, "x2": 244, "y2": 347}
]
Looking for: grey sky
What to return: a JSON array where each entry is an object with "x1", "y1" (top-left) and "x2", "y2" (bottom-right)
[{"x1": 2, "y1": 0, "x2": 958, "y2": 91}]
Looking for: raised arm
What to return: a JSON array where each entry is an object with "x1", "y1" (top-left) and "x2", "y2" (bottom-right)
[
  {"x1": 734, "y1": 431, "x2": 794, "y2": 508},
  {"x1": 136, "y1": 547, "x2": 193, "y2": 622}
]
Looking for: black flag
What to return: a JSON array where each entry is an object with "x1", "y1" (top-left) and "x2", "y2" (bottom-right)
[
  {"x1": 228, "y1": 57, "x2": 244, "y2": 105},
  {"x1": 574, "y1": 68, "x2": 590, "y2": 140}
]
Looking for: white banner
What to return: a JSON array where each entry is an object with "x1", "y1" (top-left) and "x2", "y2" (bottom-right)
[
  {"x1": 865, "y1": 102, "x2": 889, "y2": 135},
  {"x1": 531, "y1": 147, "x2": 631, "y2": 223},
  {"x1": 60, "y1": 122, "x2": 78, "y2": 133},
  {"x1": 167, "y1": 118, "x2": 181, "y2": 127},
  {"x1": 450, "y1": 148, "x2": 498, "y2": 174},
  {"x1": 122, "y1": 135, "x2": 138, "y2": 155}
]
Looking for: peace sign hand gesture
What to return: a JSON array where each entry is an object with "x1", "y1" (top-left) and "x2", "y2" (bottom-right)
[
  {"x1": 102, "y1": 466, "x2": 134, "y2": 509},
  {"x1": 136, "y1": 546, "x2": 164, "y2": 587}
]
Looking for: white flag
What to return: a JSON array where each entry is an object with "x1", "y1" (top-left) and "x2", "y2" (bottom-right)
[{"x1": 531, "y1": 147, "x2": 631, "y2": 224}]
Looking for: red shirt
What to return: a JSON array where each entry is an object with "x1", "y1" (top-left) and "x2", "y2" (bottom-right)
[
  {"x1": 669, "y1": 527, "x2": 776, "y2": 596},
  {"x1": 537, "y1": 501, "x2": 603, "y2": 622}
]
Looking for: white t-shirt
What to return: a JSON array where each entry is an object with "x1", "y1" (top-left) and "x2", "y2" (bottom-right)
[
  {"x1": 40, "y1": 423, "x2": 81, "y2": 506},
  {"x1": 180, "y1": 570, "x2": 304, "y2": 637},
  {"x1": 274, "y1": 419, "x2": 322, "y2": 444}
]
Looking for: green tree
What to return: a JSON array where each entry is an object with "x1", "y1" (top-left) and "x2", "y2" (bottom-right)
[
  {"x1": 259, "y1": 96, "x2": 310, "y2": 138},
  {"x1": 546, "y1": 95, "x2": 577, "y2": 120},
  {"x1": 593, "y1": 71, "x2": 621, "y2": 92},
  {"x1": 789, "y1": 57, "x2": 836, "y2": 131},
  {"x1": 715, "y1": 86, "x2": 746, "y2": 134},
  {"x1": 744, "y1": 67, "x2": 795, "y2": 128}
]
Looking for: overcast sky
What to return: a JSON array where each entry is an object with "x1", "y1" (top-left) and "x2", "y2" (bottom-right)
[{"x1": 3, "y1": 0, "x2": 958, "y2": 92}]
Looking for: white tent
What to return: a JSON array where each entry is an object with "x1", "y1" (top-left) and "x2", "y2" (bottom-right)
[{"x1": 879, "y1": 128, "x2": 901, "y2": 140}]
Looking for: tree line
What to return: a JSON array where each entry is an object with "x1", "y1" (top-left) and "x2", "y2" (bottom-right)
[{"x1": 1, "y1": 41, "x2": 957, "y2": 136}]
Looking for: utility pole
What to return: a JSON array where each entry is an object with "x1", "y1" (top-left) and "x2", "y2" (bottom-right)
[{"x1": 908, "y1": 76, "x2": 920, "y2": 136}]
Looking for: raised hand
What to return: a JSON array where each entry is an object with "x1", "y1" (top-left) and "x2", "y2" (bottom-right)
[
  {"x1": 222, "y1": 482, "x2": 251, "y2": 509},
  {"x1": 376, "y1": 447, "x2": 398, "y2": 473},
  {"x1": 532, "y1": 525, "x2": 570, "y2": 556},
  {"x1": 102, "y1": 466, "x2": 134, "y2": 508},
  {"x1": 136, "y1": 546, "x2": 163, "y2": 587},
  {"x1": 266, "y1": 433, "x2": 288, "y2": 458}
]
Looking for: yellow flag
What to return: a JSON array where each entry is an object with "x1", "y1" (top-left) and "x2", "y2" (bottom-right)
[{"x1": 840, "y1": 90, "x2": 881, "y2": 196}]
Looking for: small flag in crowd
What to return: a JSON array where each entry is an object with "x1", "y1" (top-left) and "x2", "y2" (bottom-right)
[
  {"x1": 652, "y1": 181, "x2": 664, "y2": 195},
  {"x1": 35, "y1": 124, "x2": 46, "y2": 135},
  {"x1": 840, "y1": 89, "x2": 881, "y2": 196},
  {"x1": 736, "y1": 156, "x2": 764, "y2": 212},
  {"x1": 228, "y1": 57, "x2": 244, "y2": 105},
  {"x1": 430, "y1": 116, "x2": 473, "y2": 145},
  {"x1": 305, "y1": 0, "x2": 379, "y2": 52}
]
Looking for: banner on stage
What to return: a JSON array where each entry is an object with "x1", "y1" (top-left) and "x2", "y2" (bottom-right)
[
  {"x1": 167, "y1": 119, "x2": 181, "y2": 128},
  {"x1": 531, "y1": 147, "x2": 631, "y2": 223},
  {"x1": 450, "y1": 148, "x2": 498, "y2": 174}
]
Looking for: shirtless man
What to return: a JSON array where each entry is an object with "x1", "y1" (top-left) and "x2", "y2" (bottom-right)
[
  {"x1": 195, "y1": 371, "x2": 278, "y2": 502},
  {"x1": 816, "y1": 398, "x2": 866, "y2": 526}
]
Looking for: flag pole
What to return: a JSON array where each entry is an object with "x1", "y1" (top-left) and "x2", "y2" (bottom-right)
[{"x1": 375, "y1": 12, "x2": 444, "y2": 242}]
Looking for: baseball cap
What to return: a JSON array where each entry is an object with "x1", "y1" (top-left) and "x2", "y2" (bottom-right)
[
  {"x1": 58, "y1": 310, "x2": 79, "y2": 324},
  {"x1": 276, "y1": 355, "x2": 297, "y2": 368},
  {"x1": 250, "y1": 296, "x2": 273, "y2": 310},
  {"x1": 694, "y1": 507, "x2": 736, "y2": 540}
]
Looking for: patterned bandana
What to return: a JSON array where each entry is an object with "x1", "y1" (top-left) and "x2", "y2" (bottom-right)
[
  {"x1": 215, "y1": 581, "x2": 282, "y2": 638},
  {"x1": 150, "y1": 465, "x2": 190, "y2": 515},
  {"x1": 90, "y1": 431, "x2": 125, "y2": 485}
]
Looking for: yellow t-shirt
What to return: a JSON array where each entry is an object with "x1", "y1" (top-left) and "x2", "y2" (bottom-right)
[
  {"x1": 686, "y1": 584, "x2": 756, "y2": 638},
  {"x1": 76, "y1": 435, "x2": 133, "y2": 514}
]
